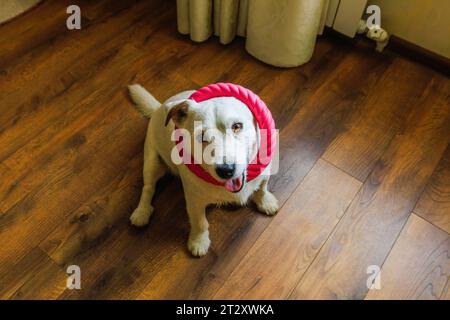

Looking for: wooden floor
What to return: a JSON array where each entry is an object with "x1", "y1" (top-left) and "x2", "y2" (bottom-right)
[{"x1": 0, "y1": 0, "x2": 449, "y2": 300}]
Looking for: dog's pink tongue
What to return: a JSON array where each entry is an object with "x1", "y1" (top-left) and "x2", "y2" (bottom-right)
[{"x1": 225, "y1": 176, "x2": 243, "y2": 192}]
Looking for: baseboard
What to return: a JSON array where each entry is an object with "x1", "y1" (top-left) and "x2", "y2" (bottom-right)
[
  {"x1": 323, "y1": 28, "x2": 450, "y2": 76},
  {"x1": 388, "y1": 35, "x2": 450, "y2": 76}
]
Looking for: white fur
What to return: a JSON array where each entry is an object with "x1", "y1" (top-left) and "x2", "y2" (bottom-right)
[
  {"x1": 366, "y1": 27, "x2": 390, "y2": 52},
  {"x1": 128, "y1": 84, "x2": 279, "y2": 257},
  {"x1": 128, "y1": 84, "x2": 161, "y2": 117}
]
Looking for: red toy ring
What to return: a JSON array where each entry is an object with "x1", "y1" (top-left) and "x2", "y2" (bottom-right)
[{"x1": 175, "y1": 83, "x2": 276, "y2": 187}]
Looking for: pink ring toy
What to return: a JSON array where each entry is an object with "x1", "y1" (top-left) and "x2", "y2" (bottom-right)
[{"x1": 176, "y1": 83, "x2": 276, "y2": 187}]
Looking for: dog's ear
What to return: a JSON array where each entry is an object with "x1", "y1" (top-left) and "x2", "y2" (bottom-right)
[{"x1": 165, "y1": 100, "x2": 190, "y2": 127}]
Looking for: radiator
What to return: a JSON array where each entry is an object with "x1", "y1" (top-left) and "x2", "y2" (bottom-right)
[{"x1": 325, "y1": 0, "x2": 368, "y2": 37}]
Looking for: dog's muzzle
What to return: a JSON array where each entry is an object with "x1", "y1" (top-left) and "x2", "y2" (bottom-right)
[
  {"x1": 224, "y1": 171, "x2": 245, "y2": 193},
  {"x1": 215, "y1": 164, "x2": 245, "y2": 193},
  {"x1": 215, "y1": 163, "x2": 236, "y2": 179}
]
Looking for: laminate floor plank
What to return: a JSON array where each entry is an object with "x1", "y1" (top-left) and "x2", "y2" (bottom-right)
[
  {"x1": 365, "y1": 213, "x2": 449, "y2": 300},
  {"x1": 414, "y1": 145, "x2": 450, "y2": 234},
  {"x1": 290, "y1": 76, "x2": 450, "y2": 299}
]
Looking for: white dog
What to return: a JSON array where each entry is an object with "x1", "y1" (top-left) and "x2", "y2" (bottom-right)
[{"x1": 128, "y1": 84, "x2": 279, "y2": 257}]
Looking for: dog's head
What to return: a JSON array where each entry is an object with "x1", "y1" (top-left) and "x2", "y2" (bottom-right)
[
  {"x1": 165, "y1": 97, "x2": 259, "y2": 192},
  {"x1": 367, "y1": 27, "x2": 388, "y2": 41}
]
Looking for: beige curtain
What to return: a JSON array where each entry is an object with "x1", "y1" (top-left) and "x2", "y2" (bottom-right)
[
  {"x1": 0, "y1": 0, "x2": 41, "y2": 24},
  {"x1": 177, "y1": 0, "x2": 329, "y2": 67}
]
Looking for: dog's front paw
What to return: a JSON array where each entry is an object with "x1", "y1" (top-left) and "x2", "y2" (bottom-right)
[
  {"x1": 130, "y1": 206, "x2": 153, "y2": 227},
  {"x1": 188, "y1": 233, "x2": 211, "y2": 257},
  {"x1": 255, "y1": 191, "x2": 279, "y2": 216}
]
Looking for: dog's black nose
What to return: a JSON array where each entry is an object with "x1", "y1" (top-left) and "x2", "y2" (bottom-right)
[{"x1": 215, "y1": 163, "x2": 236, "y2": 179}]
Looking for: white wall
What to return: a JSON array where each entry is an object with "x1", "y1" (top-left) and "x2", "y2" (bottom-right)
[{"x1": 369, "y1": 0, "x2": 450, "y2": 58}]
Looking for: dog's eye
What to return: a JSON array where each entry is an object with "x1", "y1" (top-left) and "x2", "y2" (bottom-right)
[
  {"x1": 231, "y1": 122, "x2": 243, "y2": 133},
  {"x1": 196, "y1": 131, "x2": 208, "y2": 143}
]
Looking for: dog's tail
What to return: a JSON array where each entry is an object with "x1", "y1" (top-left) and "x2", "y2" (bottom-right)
[{"x1": 128, "y1": 84, "x2": 161, "y2": 118}]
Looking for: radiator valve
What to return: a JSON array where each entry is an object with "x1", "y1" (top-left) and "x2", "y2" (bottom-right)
[{"x1": 358, "y1": 19, "x2": 390, "y2": 53}]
